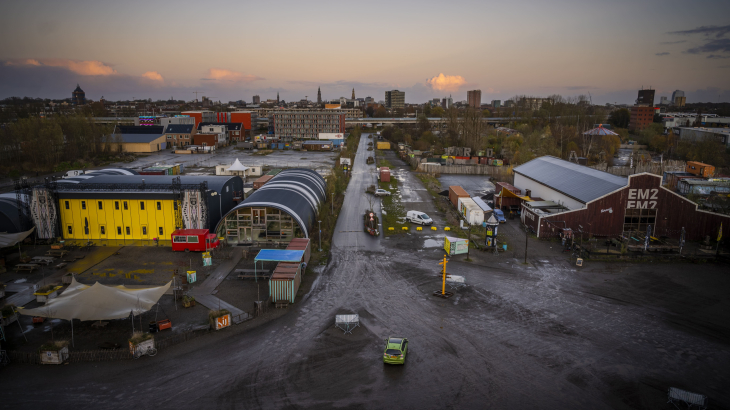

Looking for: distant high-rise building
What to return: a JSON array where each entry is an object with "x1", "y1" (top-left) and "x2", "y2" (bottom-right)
[
  {"x1": 491, "y1": 100, "x2": 501, "y2": 108},
  {"x1": 276, "y1": 92, "x2": 279, "y2": 103},
  {"x1": 629, "y1": 106, "x2": 655, "y2": 132},
  {"x1": 441, "y1": 95, "x2": 453, "y2": 109},
  {"x1": 636, "y1": 88, "x2": 655, "y2": 107},
  {"x1": 252, "y1": 95, "x2": 260, "y2": 104},
  {"x1": 672, "y1": 90, "x2": 686, "y2": 107},
  {"x1": 352, "y1": 88, "x2": 355, "y2": 100},
  {"x1": 385, "y1": 90, "x2": 405, "y2": 109},
  {"x1": 72, "y1": 84, "x2": 86, "y2": 106},
  {"x1": 317, "y1": 87, "x2": 322, "y2": 104},
  {"x1": 467, "y1": 90, "x2": 481, "y2": 109},
  {"x1": 659, "y1": 96, "x2": 670, "y2": 105}
]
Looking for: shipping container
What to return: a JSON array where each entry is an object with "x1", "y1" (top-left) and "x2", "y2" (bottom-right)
[
  {"x1": 253, "y1": 175, "x2": 274, "y2": 189},
  {"x1": 376, "y1": 142, "x2": 391, "y2": 150},
  {"x1": 685, "y1": 161, "x2": 715, "y2": 178},
  {"x1": 492, "y1": 159, "x2": 504, "y2": 166},
  {"x1": 269, "y1": 262, "x2": 302, "y2": 303},
  {"x1": 266, "y1": 169, "x2": 282, "y2": 176},
  {"x1": 379, "y1": 167, "x2": 391, "y2": 182},
  {"x1": 448, "y1": 186, "x2": 469, "y2": 207},
  {"x1": 444, "y1": 236, "x2": 469, "y2": 256},
  {"x1": 302, "y1": 141, "x2": 333, "y2": 151},
  {"x1": 286, "y1": 238, "x2": 311, "y2": 264},
  {"x1": 458, "y1": 197, "x2": 485, "y2": 226}
]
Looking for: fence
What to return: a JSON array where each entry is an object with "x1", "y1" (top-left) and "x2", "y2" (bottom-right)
[
  {"x1": 8, "y1": 328, "x2": 211, "y2": 365},
  {"x1": 588, "y1": 160, "x2": 685, "y2": 177}
]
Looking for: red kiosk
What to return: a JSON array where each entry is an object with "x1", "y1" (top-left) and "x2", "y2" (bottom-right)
[{"x1": 171, "y1": 229, "x2": 220, "y2": 252}]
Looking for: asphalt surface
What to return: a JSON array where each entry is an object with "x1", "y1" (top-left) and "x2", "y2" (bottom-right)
[{"x1": 2, "y1": 133, "x2": 729, "y2": 409}]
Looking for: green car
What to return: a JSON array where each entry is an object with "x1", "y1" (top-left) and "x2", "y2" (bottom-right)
[{"x1": 383, "y1": 336, "x2": 408, "y2": 365}]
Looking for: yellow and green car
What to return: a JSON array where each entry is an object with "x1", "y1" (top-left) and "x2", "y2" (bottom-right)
[{"x1": 383, "y1": 336, "x2": 408, "y2": 365}]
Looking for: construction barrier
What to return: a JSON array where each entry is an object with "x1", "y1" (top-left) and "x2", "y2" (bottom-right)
[
  {"x1": 431, "y1": 226, "x2": 438, "y2": 231},
  {"x1": 402, "y1": 227, "x2": 408, "y2": 231},
  {"x1": 388, "y1": 227, "x2": 394, "y2": 231},
  {"x1": 416, "y1": 227, "x2": 422, "y2": 231},
  {"x1": 444, "y1": 227, "x2": 451, "y2": 231}
]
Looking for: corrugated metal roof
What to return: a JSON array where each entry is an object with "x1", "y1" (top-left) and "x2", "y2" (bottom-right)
[
  {"x1": 471, "y1": 197, "x2": 492, "y2": 212},
  {"x1": 514, "y1": 156, "x2": 626, "y2": 204}
]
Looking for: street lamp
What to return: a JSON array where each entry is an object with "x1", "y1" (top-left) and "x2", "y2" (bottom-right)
[{"x1": 318, "y1": 220, "x2": 322, "y2": 251}]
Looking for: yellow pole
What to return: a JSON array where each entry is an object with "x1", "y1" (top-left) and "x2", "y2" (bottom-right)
[{"x1": 441, "y1": 256, "x2": 448, "y2": 295}]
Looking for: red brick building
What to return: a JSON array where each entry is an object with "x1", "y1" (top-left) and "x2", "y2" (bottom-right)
[
  {"x1": 198, "y1": 122, "x2": 244, "y2": 142},
  {"x1": 164, "y1": 124, "x2": 196, "y2": 147},
  {"x1": 193, "y1": 133, "x2": 222, "y2": 148},
  {"x1": 628, "y1": 106, "x2": 655, "y2": 132}
]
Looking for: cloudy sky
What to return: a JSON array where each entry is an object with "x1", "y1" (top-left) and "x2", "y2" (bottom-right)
[{"x1": 1, "y1": 0, "x2": 729, "y2": 105}]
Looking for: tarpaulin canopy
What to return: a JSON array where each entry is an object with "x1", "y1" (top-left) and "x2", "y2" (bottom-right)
[
  {"x1": 227, "y1": 158, "x2": 249, "y2": 172},
  {"x1": 19, "y1": 278, "x2": 171, "y2": 321},
  {"x1": 254, "y1": 249, "x2": 305, "y2": 263},
  {"x1": 583, "y1": 125, "x2": 618, "y2": 136},
  {"x1": 0, "y1": 227, "x2": 35, "y2": 248},
  {"x1": 498, "y1": 187, "x2": 532, "y2": 201}
]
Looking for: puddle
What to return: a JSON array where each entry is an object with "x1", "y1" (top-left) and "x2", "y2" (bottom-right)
[{"x1": 423, "y1": 239, "x2": 442, "y2": 248}]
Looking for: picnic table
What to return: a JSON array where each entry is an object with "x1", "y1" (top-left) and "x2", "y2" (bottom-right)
[
  {"x1": 15, "y1": 263, "x2": 40, "y2": 273},
  {"x1": 235, "y1": 269, "x2": 271, "y2": 279},
  {"x1": 31, "y1": 256, "x2": 55, "y2": 265},
  {"x1": 46, "y1": 249, "x2": 68, "y2": 258}
]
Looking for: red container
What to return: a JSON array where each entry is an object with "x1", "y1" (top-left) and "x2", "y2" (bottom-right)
[
  {"x1": 448, "y1": 186, "x2": 469, "y2": 207},
  {"x1": 253, "y1": 175, "x2": 274, "y2": 189},
  {"x1": 379, "y1": 167, "x2": 391, "y2": 182},
  {"x1": 171, "y1": 229, "x2": 220, "y2": 252},
  {"x1": 286, "y1": 238, "x2": 311, "y2": 264}
]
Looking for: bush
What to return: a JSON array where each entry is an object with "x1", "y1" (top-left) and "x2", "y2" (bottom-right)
[
  {"x1": 129, "y1": 331, "x2": 153, "y2": 344},
  {"x1": 208, "y1": 309, "x2": 230, "y2": 323},
  {"x1": 39, "y1": 340, "x2": 69, "y2": 352},
  {"x1": 1, "y1": 304, "x2": 16, "y2": 317}
]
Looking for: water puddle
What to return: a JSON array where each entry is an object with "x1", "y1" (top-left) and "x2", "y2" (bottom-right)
[{"x1": 423, "y1": 239, "x2": 442, "y2": 248}]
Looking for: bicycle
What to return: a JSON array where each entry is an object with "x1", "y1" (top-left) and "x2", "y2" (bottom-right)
[{"x1": 133, "y1": 346, "x2": 158, "y2": 359}]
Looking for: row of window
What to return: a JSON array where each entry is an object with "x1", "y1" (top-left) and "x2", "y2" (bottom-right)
[
  {"x1": 168, "y1": 135, "x2": 190, "y2": 139},
  {"x1": 68, "y1": 225, "x2": 164, "y2": 236},
  {"x1": 66, "y1": 200, "x2": 166, "y2": 211}
]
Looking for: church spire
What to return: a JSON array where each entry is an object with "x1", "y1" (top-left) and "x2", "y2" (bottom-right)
[
  {"x1": 351, "y1": 88, "x2": 355, "y2": 100},
  {"x1": 317, "y1": 87, "x2": 322, "y2": 104}
]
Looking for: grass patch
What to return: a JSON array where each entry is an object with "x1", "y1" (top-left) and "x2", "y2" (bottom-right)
[
  {"x1": 415, "y1": 173, "x2": 447, "y2": 213},
  {"x1": 252, "y1": 149, "x2": 274, "y2": 156},
  {"x1": 39, "y1": 340, "x2": 69, "y2": 352},
  {"x1": 129, "y1": 331, "x2": 153, "y2": 344},
  {"x1": 379, "y1": 178, "x2": 406, "y2": 236},
  {"x1": 378, "y1": 157, "x2": 393, "y2": 168}
]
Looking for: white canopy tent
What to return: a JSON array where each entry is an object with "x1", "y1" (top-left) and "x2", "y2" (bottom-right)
[
  {"x1": 0, "y1": 227, "x2": 35, "y2": 248},
  {"x1": 20, "y1": 278, "x2": 171, "y2": 321},
  {"x1": 227, "y1": 158, "x2": 249, "y2": 182}
]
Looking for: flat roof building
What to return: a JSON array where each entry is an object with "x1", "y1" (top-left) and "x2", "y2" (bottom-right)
[
  {"x1": 385, "y1": 90, "x2": 405, "y2": 109},
  {"x1": 271, "y1": 110, "x2": 345, "y2": 141}
]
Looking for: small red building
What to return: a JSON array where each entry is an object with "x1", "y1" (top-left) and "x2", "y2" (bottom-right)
[{"x1": 171, "y1": 229, "x2": 220, "y2": 252}]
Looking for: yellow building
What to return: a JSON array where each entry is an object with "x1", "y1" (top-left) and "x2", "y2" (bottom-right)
[
  {"x1": 115, "y1": 133, "x2": 167, "y2": 153},
  {"x1": 54, "y1": 174, "x2": 244, "y2": 245}
]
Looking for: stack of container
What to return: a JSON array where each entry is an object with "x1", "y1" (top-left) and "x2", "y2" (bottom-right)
[
  {"x1": 253, "y1": 175, "x2": 273, "y2": 189},
  {"x1": 139, "y1": 164, "x2": 183, "y2": 175},
  {"x1": 448, "y1": 186, "x2": 469, "y2": 207},
  {"x1": 286, "y1": 238, "x2": 311, "y2": 264}
]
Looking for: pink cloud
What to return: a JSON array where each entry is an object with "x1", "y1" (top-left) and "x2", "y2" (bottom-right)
[
  {"x1": 427, "y1": 73, "x2": 467, "y2": 92},
  {"x1": 205, "y1": 68, "x2": 264, "y2": 83},
  {"x1": 5, "y1": 58, "x2": 116, "y2": 76},
  {"x1": 142, "y1": 71, "x2": 164, "y2": 81}
]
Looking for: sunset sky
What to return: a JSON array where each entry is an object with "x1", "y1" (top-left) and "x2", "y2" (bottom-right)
[{"x1": 1, "y1": 0, "x2": 729, "y2": 105}]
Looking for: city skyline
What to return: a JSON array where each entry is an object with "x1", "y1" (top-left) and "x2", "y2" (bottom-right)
[{"x1": 1, "y1": 0, "x2": 729, "y2": 104}]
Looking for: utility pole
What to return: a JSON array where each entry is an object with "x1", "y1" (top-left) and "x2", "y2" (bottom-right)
[
  {"x1": 318, "y1": 220, "x2": 322, "y2": 251},
  {"x1": 524, "y1": 225, "x2": 528, "y2": 264}
]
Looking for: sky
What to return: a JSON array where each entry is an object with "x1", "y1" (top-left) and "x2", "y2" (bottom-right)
[{"x1": 1, "y1": 0, "x2": 729, "y2": 105}]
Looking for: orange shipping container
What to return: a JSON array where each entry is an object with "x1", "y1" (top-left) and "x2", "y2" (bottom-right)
[
  {"x1": 685, "y1": 161, "x2": 715, "y2": 178},
  {"x1": 253, "y1": 175, "x2": 273, "y2": 189},
  {"x1": 448, "y1": 186, "x2": 469, "y2": 207}
]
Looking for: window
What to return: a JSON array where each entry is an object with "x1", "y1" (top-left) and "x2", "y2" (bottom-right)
[
  {"x1": 186, "y1": 235, "x2": 199, "y2": 243},
  {"x1": 67, "y1": 226, "x2": 73, "y2": 235},
  {"x1": 115, "y1": 201, "x2": 119, "y2": 210},
  {"x1": 98, "y1": 201, "x2": 103, "y2": 210},
  {"x1": 157, "y1": 201, "x2": 161, "y2": 210},
  {"x1": 100, "y1": 226, "x2": 105, "y2": 235},
  {"x1": 126, "y1": 227, "x2": 130, "y2": 235},
  {"x1": 142, "y1": 226, "x2": 147, "y2": 235},
  {"x1": 84, "y1": 226, "x2": 89, "y2": 235},
  {"x1": 140, "y1": 202, "x2": 145, "y2": 210},
  {"x1": 623, "y1": 208, "x2": 657, "y2": 233},
  {"x1": 81, "y1": 201, "x2": 86, "y2": 210},
  {"x1": 173, "y1": 235, "x2": 186, "y2": 243},
  {"x1": 123, "y1": 201, "x2": 128, "y2": 210},
  {"x1": 174, "y1": 202, "x2": 178, "y2": 211},
  {"x1": 65, "y1": 201, "x2": 69, "y2": 210},
  {"x1": 159, "y1": 227, "x2": 164, "y2": 236},
  {"x1": 117, "y1": 227, "x2": 122, "y2": 235}
]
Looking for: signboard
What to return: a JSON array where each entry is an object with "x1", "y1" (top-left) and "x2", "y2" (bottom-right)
[
  {"x1": 319, "y1": 133, "x2": 344, "y2": 140},
  {"x1": 215, "y1": 314, "x2": 231, "y2": 330},
  {"x1": 340, "y1": 158, "x2": 351, "y2": 165}
]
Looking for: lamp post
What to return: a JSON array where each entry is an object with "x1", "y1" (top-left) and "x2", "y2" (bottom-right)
[{"x1": 318, "y1": 220, "x2": 322, "y2": 251}]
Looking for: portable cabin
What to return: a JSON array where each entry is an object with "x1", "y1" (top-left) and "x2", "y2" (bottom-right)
[
  {"x1": 379, "y1": 167, "x2": 391, "y2": 182},
  {"x1": 171, "y1": 229, "x2": 220, "y2": 252},
  {"x1": 444, "y1": 236, "x2": 469, "y2": 256},
  {"x1": 458, "y1": 197, "x2": 485, "y2": 226},
  {"x1": 448, "y1": 186, "x2": 469, "y2": 207},
  {"x1": 685, "y1": 161, "x2": 715, "y2": 178},
  {"x1": 269, "y1": 262, "x2": 302, "y2": 304}
]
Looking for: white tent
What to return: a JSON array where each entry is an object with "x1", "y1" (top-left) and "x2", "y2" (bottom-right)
[
  {"x1": 227, "y1": 158, "x2": 249, "y2": 182},
  {"x1": 0, "y1": 227, "x2": 35, "y2": 248},
  {"x1": 19, "y1": 278, "x2": 171, "y2": 321}
]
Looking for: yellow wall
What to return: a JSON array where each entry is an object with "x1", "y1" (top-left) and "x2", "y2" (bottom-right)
[
  {"x1": 59, "y1": 198, "x2": 177, "y2": 241},
  {"x1": 115, "y1": 135, "x2": 167, "y2": 153}
]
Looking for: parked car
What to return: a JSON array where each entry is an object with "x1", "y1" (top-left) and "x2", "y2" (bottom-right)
[
  {"x1": 62, "y1": 170, "x2": 85, "y2": 179},
  {"x1": 383, "y1": 336, "x2": 408, "y2": 365},
  {"x1": 406, "y1": 210, "x2": 433, "y2": 225},
  {"x1": 494, "y1": 209, "x2": 506, "y2": 223},
  {"x1": 374, "y1": 189, "x2": 391, "y2": 197}
]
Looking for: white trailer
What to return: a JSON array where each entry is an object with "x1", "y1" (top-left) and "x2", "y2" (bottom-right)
[{"x1": 457, "y1": 197, "x2": 485, "y2": 226}]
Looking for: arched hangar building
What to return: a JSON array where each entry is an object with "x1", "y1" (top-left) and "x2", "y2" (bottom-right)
[
  {"x1": 49, "y1": 173, "x2": 242, "y2": 244},
  {"x1": 216, "y1": 168, "x2": 326, "y2": 245}
]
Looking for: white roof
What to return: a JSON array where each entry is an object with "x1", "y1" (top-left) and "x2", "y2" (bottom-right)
[
  {"x1": 19, "y1": 278, "x2": 171, "y2": 321},
  {"x1": 227, "y1": 158, "x2": 249, "y2": 172}
]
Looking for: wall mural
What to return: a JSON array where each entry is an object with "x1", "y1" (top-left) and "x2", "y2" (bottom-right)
[
  {"x1": 30, "y1": 187, "x2": 57, "y2": 239},
  {"x1": 182, "y1": 190, "x2": 207, "y2": 229}
]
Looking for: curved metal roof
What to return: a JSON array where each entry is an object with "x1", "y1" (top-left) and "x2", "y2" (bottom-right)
[
  {"x1": 56, "y1": 174, "x2": 239, "y2": 194},
  {"x1": 217, "y1": 168, "x2": 326, "y2": 237}
]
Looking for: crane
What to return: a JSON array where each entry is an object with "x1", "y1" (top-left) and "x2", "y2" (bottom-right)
[{"x1": 192, "y1": 91, "x2": 205, "y2": 102}]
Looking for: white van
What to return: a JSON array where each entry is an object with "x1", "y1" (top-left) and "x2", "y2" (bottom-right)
[
  {"x1": 62, "y1": 170, "x2": 85, "y2": 179},
  {"x1": 406, "y1": 211, "x2": 433, "y2": 226}
]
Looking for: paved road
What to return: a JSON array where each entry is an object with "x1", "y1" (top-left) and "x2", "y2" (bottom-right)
[{"x1": 2, "y1": 133, "x2": 729, "y2": 409}]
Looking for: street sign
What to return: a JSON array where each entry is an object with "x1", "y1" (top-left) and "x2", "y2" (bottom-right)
[
  {"x1": 187, "y1": 271, "x2": 197, "y2": 283},
  {"x1": 215, "y1": 314, "x2": 231, "y2": 330}
]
